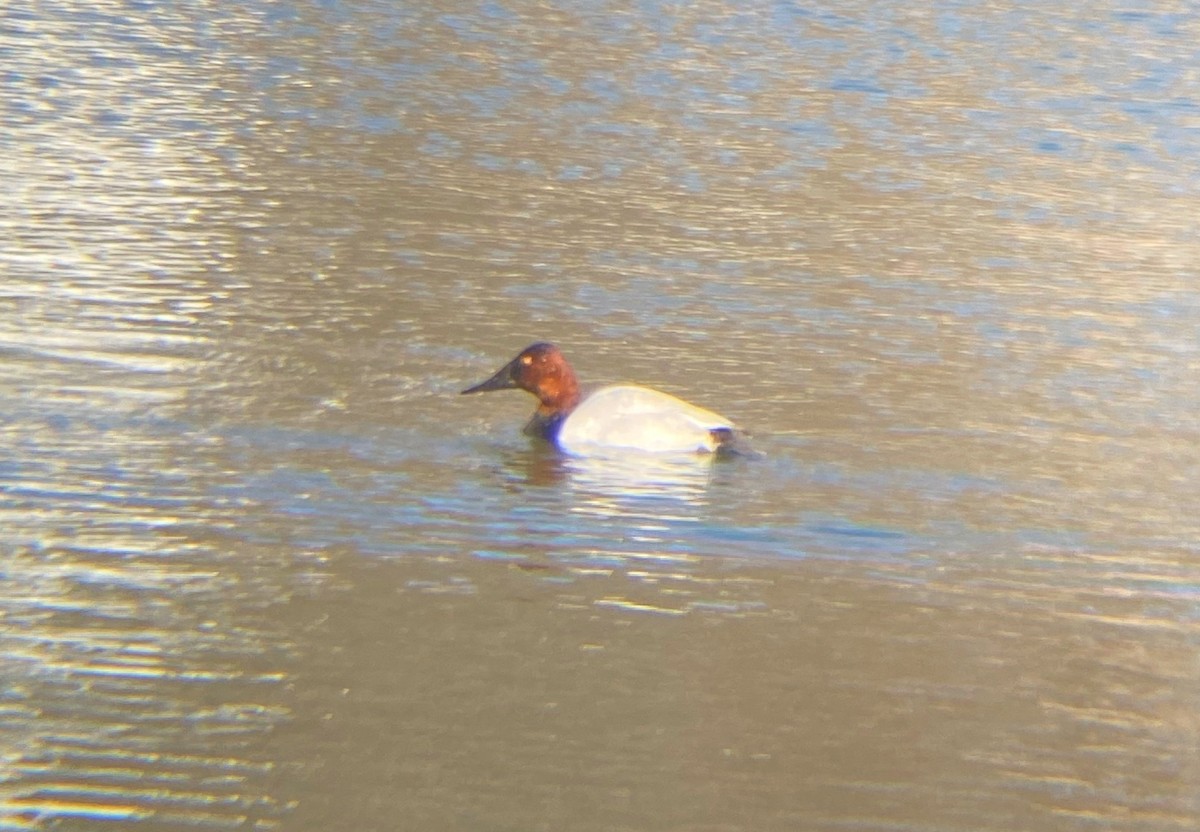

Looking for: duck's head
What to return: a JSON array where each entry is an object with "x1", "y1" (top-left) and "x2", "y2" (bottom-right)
[{"x1": 461, "y1": 342, "x2": 582, "y2": 414}]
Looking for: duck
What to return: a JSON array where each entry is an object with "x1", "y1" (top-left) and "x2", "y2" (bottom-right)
[{"x1": 461, "y1": 342, "x2": 749, "y2": 456}]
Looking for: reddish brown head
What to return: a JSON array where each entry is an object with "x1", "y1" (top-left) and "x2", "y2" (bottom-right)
[{"x1": 461, "y1": 342, "x2": 582, "y2": 416}]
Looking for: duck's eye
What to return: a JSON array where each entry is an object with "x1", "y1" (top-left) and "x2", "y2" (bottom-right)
[{"x1": 520, "y1": 355, "x2": 533, "y2": 365}]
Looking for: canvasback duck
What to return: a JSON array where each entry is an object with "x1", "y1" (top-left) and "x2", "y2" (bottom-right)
[{"x1": 462, "y1": 342, "x2": 748, "y2": 456}]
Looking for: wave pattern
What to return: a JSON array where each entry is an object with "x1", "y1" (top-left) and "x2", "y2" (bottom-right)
[{"x1": 0, "y1": 2, "x2": 295, "y2": 828}]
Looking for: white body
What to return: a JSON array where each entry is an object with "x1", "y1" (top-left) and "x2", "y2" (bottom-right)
[{"x1": 557, "y1": 385, "x2": 735, "y2": 456}]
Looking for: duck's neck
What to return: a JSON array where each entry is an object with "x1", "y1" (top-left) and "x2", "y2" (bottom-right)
[
  {"x1": 525, "y1": 376, "x2": 581, "y2": 443},
  {"x1": 524, "y1": 410, "x2": 569, "y2": 442},
  {"x1": 535, "y1": 374, "x2": 581, "y2": 418}
]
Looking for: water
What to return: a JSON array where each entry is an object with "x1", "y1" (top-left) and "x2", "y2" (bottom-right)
[{"x1": 2, "y1": 0, "x2": 1199, "y2": 829}]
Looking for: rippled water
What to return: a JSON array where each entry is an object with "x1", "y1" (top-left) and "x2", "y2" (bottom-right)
[{"x1": 3, "y1": 1, "x2": 1199, "y2": 830}]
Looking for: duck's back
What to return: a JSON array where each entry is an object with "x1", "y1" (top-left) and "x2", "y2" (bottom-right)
[{"x1": 557, "y1": 385, "x2": 735, "y2": 455}]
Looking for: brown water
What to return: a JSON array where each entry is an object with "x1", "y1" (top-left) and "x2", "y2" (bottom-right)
[{"x1": 2, "y1": 1, "x2": 1199, "y2": 830}]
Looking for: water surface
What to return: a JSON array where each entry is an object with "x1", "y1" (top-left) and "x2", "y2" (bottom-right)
[{"x1": 2, "y1": 1, "x2": 1198, "y2": 830}]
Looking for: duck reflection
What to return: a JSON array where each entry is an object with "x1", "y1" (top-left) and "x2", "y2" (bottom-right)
[
  {"x1": 565, "y1": 452, "x2": 714, "y2": 504},
  {"x1": 499, "y1": 444, "x2": 716, "y2": 510}
]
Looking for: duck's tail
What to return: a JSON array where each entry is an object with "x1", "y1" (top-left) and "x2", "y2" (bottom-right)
[{"x1": 709, "y1": 428, "x2": 763, "y2": 459}]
